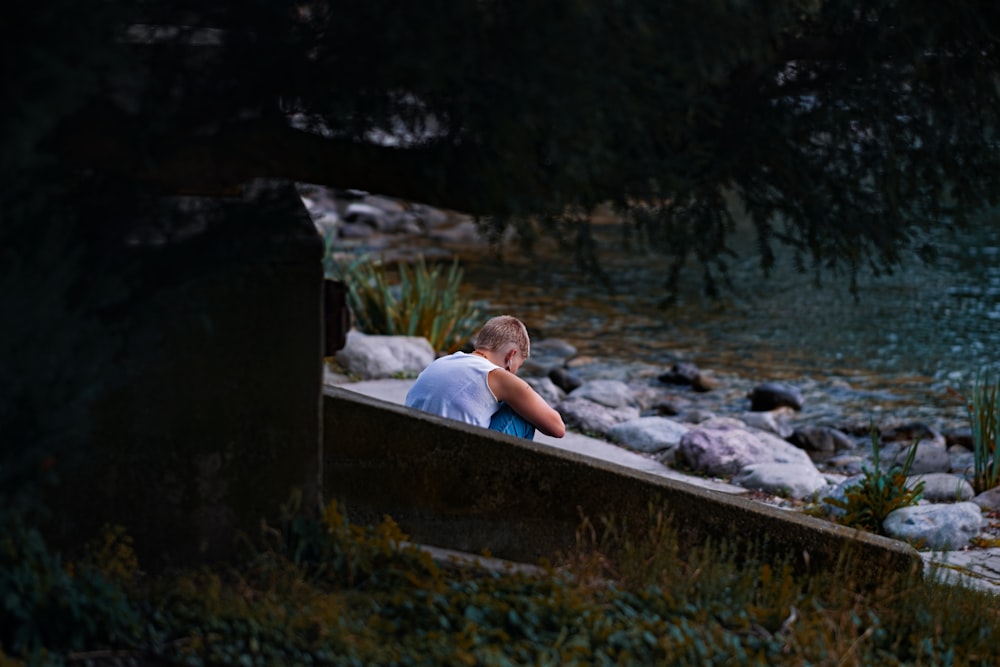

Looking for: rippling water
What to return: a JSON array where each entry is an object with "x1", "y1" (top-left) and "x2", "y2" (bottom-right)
[{"x1": 435, "y1": 212, "x2": 1000, "y2": 433}]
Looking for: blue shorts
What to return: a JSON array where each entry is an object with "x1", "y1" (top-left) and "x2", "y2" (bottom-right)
[{"x1": 488, "y1": 402, "x2": 536, "y2": 440}]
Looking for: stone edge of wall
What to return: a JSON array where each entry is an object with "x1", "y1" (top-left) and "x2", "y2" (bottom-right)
[{"x1": 322, "y1": 386, "x2": 922, "y2": 583}]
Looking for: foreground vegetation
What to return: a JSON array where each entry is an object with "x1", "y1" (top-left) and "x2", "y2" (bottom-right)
[{"x1": 3, "y1": 501, "x2": 999, "y2": 667}]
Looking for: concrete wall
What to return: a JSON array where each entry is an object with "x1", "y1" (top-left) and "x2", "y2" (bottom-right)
[
  {"x1": 47, "y1": 181, "x2": 324, "y2": 567},
  {"x1": 323, "y1": 386, "x2": 922, "y2": 581}
]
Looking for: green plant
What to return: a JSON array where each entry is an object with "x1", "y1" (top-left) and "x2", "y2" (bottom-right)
[
  {"x1": 329, "y1": 251, "x2": 482, "y2": 354},
  {"x1": 14, "y1": 500, "x2": 1000, "y2": 665},
  {"x1": 959, "y1": 370, "x2": 1000, "y2": 494},
  {"x1": 823, "y1": 425, "x2": 924, "y2": 534},
  {"x1": 0, "y1": 513, "x2": 140, "y2": 664}
]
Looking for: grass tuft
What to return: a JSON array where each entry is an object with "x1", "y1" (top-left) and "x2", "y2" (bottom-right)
[
  {"x1": 957, "y1": 369, "x2": 1000, "y2": 494},
  {"x1": 327, "y1": 249, "x2": 482, "y2": 354},
  {"x1": 821, "y1": 424, "x2": 924, "y2": 535}
]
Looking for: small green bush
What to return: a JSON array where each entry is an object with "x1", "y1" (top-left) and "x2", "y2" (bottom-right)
[
  {"x1": 823, "y1": 425, "x2": 924, "y2": 534},
  {"x1": 0, "y1": 513, "x2": 140, "y2": 665},
  {"x1": 328, "y1": 249, "x2": 482, "y2": 354}
]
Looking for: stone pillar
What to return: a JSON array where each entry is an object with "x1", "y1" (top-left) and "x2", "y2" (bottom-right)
[{"x1": 46, "y1": 180, "x2": 324, "y2": 567}]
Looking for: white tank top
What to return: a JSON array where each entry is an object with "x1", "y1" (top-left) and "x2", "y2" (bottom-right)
[{"x1": 404, "y1": 352, "x2": 500, "y2": 428}]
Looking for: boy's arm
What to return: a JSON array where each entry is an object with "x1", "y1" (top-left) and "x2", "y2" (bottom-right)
[{"x1": 488, "y1": 369, "x2": 566, "y2": 438}]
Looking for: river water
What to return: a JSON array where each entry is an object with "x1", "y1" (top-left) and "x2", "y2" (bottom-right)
[{"x1": 437, "y1": 210, "x2": 1000, "y2": 433}]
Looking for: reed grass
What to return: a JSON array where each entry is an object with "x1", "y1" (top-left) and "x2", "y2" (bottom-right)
[
  {"x1": 963, "y1": 370, "x2": 1000, "y2": 494},
  {"x1": 328, "y1": 252, "x2": 482, "y2": 354}
]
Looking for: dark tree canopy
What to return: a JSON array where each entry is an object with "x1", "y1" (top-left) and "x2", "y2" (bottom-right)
[{"x1": 7, "y1": 1, "x2": 1000, "y2": 284}]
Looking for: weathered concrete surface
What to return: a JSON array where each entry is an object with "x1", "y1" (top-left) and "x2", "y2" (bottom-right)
[
  {"x1": 323, "y1": 385, "x2": 922, "y2": 582},
  {"x1": 336, "y1": 379, "x2": 746, "y2": 495}
]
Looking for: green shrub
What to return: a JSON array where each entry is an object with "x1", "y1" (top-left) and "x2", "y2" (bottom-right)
[
  {"x1": 823, "y1": 425, "x2": 924, "y2": 534},
  {"x1": 328, "y1": 249, "x2": 482, "y2": 354},
  {"x1": 958, "y1": 370, "x2": 1000, "y2": 494},
  {"x1": 0, "y1": 513, "x2": 140, "y2": 665},
  {"x1": 10, "y1": 502, "x2": 1000, "y2": 665}
]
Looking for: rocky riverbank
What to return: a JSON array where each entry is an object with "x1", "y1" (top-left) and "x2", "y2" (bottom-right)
[
  {"x1": 328, "y1": 330, "x2": 1000, "y2": 593},
  {"x1": 304, "y1": 182, "x2": 1000, "y2": 592}
]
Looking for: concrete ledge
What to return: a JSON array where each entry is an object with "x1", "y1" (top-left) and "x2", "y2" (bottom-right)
[{"x1": 323, "y1": 386, "x2": 922, "y2": 581}]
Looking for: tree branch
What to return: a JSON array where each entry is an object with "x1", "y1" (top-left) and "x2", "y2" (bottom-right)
[{"x1": 50, "y1": 108, "x2": 496, "y2": 213}]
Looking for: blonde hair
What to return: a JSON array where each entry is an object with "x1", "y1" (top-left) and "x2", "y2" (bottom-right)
[{"x1": 475, "y1": 315, "x2": 530, "y2": 359}]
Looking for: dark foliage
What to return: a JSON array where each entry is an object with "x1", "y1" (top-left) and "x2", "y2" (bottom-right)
[
  {"x1": 14, "y1": 1, "x2": 1000, "y2": 281},
  {"x1": 4, "y1": 503, "x2": 1000, "y2": 666}
]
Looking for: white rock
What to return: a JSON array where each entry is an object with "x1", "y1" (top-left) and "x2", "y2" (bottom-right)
[
  {"x1": 334, "y1": 331, "x2": 435, "y2": 379},
  {"x1": 732, "y1": 462, "x2": 829, "y2": 500},
  {"x1": 882, "y1": 502, "x2": 983, "y2": 551},
  {"x1": 892, "y1": 440, "x2": 951, "y2": 475},
  {"x1": 906, "y1": 473, "x2": 974, "y2": 502},
  {"x1": 883, "y1": 502, "x2": 983, "y2": 551}
]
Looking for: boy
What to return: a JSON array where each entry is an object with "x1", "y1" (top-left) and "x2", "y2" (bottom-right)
[{"x1": 405, "y1": 315, "x2": 565, "y2": 439}]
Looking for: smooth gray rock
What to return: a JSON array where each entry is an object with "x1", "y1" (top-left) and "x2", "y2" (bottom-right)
[
  {"x1": 568, "y1": 380, "x2": 638, "y2": 409},
  {"x1": 818, "y1": 474, "x2": 864, "y2": 518},
  {"x1": 607, "y1": 416, "x2": 690, "y2": 454},
  {"x1": 344, "y1": 202, "x2": 392, "y2": 230},
  {"x1": 675, "y1": 422, "x2": 814, "y2": 477},
  {"x1": 409, "y1": 203, "x2": 449, "y2": 230},
  {"x1": 556, "y1": 396, "x2": 640, "y2": 436},
  {"x1": 882, "y1": 422, "x2": 944, "y2": 446},
  {"x1": 972, "y1": 486, "x2": 1000, "y2": 511},
  {"x1": 732, "y1": 462, "x2": 829, "y2": 500},
  {"x1": 627, "y1": 384, "x2": 677, "y2": 412},
  {"x1": 699, "y1": 416, "x2": 748, "y2": 429},
  {"x1": 822, "y1": 454, "x2": 865, "y2": 475},
  {"x1": 531, "y1": 338, "x2": 578, "y2": 359},
  {"x1": 892, "y1": 440, "x2": 952, "y2": 475},
  {"x1": 906, "y1": 473, "x2": 974, "y2": 502},
  {"x1": 740, "y1": 410, "x2": 794, "y2": 439},
  {"x1": 346, "y1": 195, "x2": 410, "y2": 232},
  {"x1": 948, "y1": 450, "x2": 975, "y2": 477},
  {"x1": 522, "y1": 339, "x2": 578, "y2": 377},
  {"x1": 334, "y1": 331, "x2": 435, "y2": 379},
  {"x1": 524, "y1": 376, "x2": 566, "y2": 408},
  {"x1": 883, "y1": 502, "x2": 983, "y2": 551},
  {"x1": 681, "y1": 408, "x2": 718, "y2": 424}
]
